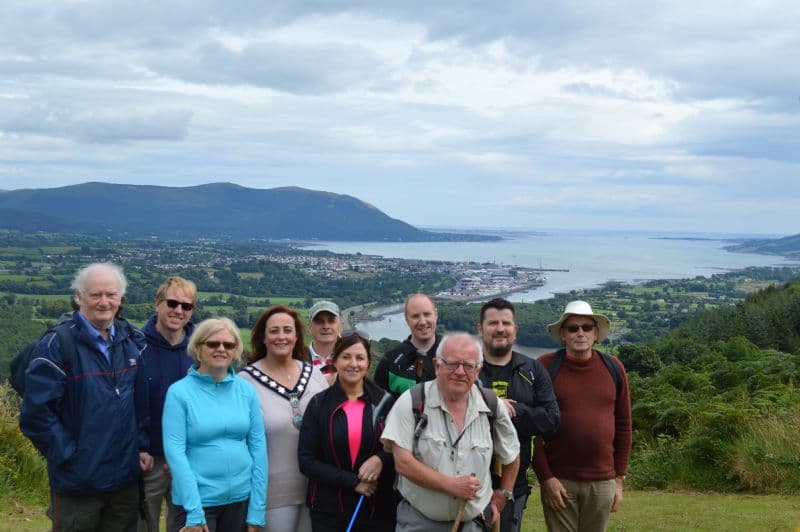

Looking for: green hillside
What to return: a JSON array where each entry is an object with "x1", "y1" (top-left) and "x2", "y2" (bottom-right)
[
  {"x1": 0, "y1": 182, "x2": 498, "y2": 242},
  {"x1": 623, "y1": 277, "x2": 800, "y2": 493},
  {"x1": 726, "y1": 232, "x2": 800, "y2": 258}
]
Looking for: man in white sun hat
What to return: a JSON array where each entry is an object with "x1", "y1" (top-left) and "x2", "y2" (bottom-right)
[{"x1": 532, "y1": 301, "x2": 632, "y2": 532}]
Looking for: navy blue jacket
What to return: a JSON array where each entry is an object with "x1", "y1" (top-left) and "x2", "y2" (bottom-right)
[
  {"x1": 19, "y1": 315, "x2": 149, "y2": 496},
  {"x1": 298, "y1": 379, "x2": 395, "y2": 525},
  {"x1": 140, "y1": 315, "x2": 194, "y2": 457}
]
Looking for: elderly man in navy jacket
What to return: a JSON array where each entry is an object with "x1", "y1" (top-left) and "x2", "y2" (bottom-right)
[
  {"x1": 20, "y1": 263, "x2": 150, "y2": 532},
  {"x1": 137, "y1": 276, "x2": 196, "y2": 532}
]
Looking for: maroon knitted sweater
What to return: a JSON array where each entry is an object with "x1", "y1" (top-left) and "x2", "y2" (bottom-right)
[{"x1": 532, "y1": 350, "x2": 632, "y2": 481}]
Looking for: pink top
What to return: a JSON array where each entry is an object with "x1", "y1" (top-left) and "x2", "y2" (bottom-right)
[{"x1": 342, "y1": 399, "x2": 366, "y2": 468}]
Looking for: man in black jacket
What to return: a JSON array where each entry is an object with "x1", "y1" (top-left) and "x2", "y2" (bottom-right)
[
  {"x1": 477, "y1": 298, "x2": 560, "y2": 532},
  {"x1": 374, "y1": 293, "x2": 442, "y2": 398}
]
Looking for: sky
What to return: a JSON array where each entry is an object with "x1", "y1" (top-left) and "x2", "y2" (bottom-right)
[{"x1": 1, "y1": 1, "x2": 798, "y2": 235}]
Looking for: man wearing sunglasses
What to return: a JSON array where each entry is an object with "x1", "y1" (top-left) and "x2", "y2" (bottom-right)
[
  {"x1": 374, "y1": 293, "x2": 442, "y2": 398},
  {"x1": 476, "y1": 298, "x2": 559, "y2": 532},
  {"x1": 532, "y1": 301, "x2": 632, "y2": 532},
  {"x1": 138, "y1": 276, "x2": 197, "y2": 532}
]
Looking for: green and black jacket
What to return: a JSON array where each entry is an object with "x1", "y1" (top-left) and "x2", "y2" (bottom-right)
[{"x1": 373, "y1": 334, "x2": 442, "y2": 399}]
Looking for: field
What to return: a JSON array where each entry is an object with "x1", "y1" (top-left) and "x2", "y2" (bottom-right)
[
  {"x1": 2, "y1": 490, "x2": 799, "y2": 531},
  {"x1": 523, "y1": 488, "x2": 800, "y2": 531}
]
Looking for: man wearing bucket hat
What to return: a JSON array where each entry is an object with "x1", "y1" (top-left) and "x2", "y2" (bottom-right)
[
  {"x1": 532, "y1": 301, "x2": 632, "y2": 532},
  {"x1": 307, "y1": 300, "x2": 343, "y2": 374}
]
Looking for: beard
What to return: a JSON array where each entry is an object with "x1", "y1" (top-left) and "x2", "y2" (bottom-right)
[{"x1": 487, "y1": 339, "x2": 512, "y2": 358}]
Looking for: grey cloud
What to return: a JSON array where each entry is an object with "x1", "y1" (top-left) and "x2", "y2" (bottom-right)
[
  {"x1": 148, "y1": 40, "x2": 386, "y2": 94},
  {"x1": 1, "y1": 104, "x2": 192, "y2": 143}
]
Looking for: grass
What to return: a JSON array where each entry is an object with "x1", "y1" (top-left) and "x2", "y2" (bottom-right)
[
  {"x1": 2, "y1": 490, "x2": 799, "y2": 531},
  {"x1": 523, "y1": 488, "x2": 800, "y2": 531}
]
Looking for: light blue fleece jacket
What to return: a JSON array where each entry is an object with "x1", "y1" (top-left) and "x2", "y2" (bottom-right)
[{"x1": 163, "y1": 366, "x2": 267, "y2": 527}]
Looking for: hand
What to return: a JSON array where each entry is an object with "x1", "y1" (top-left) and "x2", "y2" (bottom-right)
[
  {"x1": 490, "y1": 489, "x2": 509, "y2": 514},
  {"x1": 611, "y1": 477, "x2": 624, "y2": 512},
  {"x1": 247, "y1": 525, "x2": 263, "y2": 532},
  {"x1": 354, "y1": 480, "x2": 377, "y2": 496},
  {"x1": 358, "y1": 455, "x2": 384, "y2": 483},
  {"x1": 502, "y1": 398, "x2": 517, "y2": 418},
  {"x1": 139, "y1": 452, "x2": 154, "y2": 473},
  {"x1": 446, "y1": 474, "x2": 480, "y2": 500},
  {"x1": 179, "y1": 526, "x2": 209, "y2": 532},
  {"x1": 163, "y1": 461, "x2": 171, "y2": 477},
  {"x1": 541, "y1": 477, "x2": 568, "y2": 510}
]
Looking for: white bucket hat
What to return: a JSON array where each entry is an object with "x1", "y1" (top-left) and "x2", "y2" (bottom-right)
[{"x1": 546, "y1": 300, "x2": 611, "y2": 344}]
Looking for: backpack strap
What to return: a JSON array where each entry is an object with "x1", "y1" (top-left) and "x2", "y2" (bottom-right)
[
  {"x1": 547, "y1": 348, "x2": 566, "y2": 382},
  {"x1": 410, "y1": 382, "x2": 500, "y2": 459},
  {"x1": 597, "y1": 350, "x2": 623, "y2": 396},
  {"x1": 410, "y1": 383, "x2": 428, "y2": 459},
  {"x1": 53, "y1": 323, "x2": 77, "y2": 374}
]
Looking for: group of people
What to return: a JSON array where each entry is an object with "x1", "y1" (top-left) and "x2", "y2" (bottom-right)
[{"x1": 19, "y1": 261, "x2": 631, "y2": 532}]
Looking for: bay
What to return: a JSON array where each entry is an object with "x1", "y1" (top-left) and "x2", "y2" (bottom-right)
[{"x1": 301, "y1": 229, "x2": 792, "y2": 341}]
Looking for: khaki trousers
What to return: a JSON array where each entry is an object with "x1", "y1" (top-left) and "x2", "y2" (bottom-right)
[{"x1": 541, "y1": 478, "x2": 616, "y2": 532}]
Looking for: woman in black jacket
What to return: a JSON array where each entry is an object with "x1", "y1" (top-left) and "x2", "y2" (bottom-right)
[{"x1": 298, "y1": 330, "x2": 395, "y2": 532}]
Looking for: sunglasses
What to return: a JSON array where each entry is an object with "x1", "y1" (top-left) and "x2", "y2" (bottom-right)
[
  {"x1": 341, "y1": 329, "x2": 371, "y2": 342},
  {"x1": 438, "y1": 358, "x2": 481, "y2": 374},
  {"x1": 564, "y1": 323, "x2": 596, "y2": 333},
  {"x1": 164, "y1": 298, "x2": 195, "y2": 311},
  {"x1": 203, "y1": 340, "x2": 237, "y2": 350}
]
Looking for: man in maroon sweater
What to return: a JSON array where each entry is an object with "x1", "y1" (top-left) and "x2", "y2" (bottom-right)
[{"x1": 532, "y1": 301, "x2": 632, "y2": 532}]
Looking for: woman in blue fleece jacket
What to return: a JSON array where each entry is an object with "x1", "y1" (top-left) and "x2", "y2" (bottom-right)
[{"x1": 163, "y1": 318, "x2": 267, "y2": 532}]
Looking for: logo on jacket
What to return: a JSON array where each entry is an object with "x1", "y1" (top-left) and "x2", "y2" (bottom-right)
[{"x1": 128, "y1": 358, "x2": 138, "y2": 367}]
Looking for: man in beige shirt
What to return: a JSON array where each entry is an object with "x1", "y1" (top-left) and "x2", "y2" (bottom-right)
[{"x1": 382, "y1": 333, "x2": 520, "y2": 531}]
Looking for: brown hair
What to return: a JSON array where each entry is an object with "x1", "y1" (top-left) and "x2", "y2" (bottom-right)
[
  {"x1": 248, "y1": 305, "x2": 309, "y2": 364},
  {"x1": 331, "y1": 331, "x2": 372, "y2": 365}
]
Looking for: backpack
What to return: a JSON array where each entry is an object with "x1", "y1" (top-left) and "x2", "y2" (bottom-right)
[
  {"x1": 10, "y1": 322, "x2": 77, "y2": 397},
  {"x1": 409, "y1": 381, "x2": 498, "y2": 459},
  {"x1": 547, "y1": 348, "x2": 622, "y2": 396}
]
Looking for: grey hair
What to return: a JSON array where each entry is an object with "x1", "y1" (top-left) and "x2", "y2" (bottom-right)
[
  {"x1": 71, "y1": 263, "x2": 127, "y2": 299},
  {"x1": 436, "y1": 332, "x2": 484, "y2": 365}
]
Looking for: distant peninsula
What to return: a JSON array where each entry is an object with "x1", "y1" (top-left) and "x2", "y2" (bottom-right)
[
  {"x1": 724, "y1": 232, "x2": 800, "y2": 259},
  {"x1": 0, "y1": 182, "x2": 500, "y2": 242}
]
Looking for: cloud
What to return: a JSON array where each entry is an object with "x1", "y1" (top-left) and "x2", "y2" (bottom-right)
[
  {"x1": 0, "y1": 0, "x2": 797, "y2": 234},
  {"x1": 0, "y1": 102, "x2": 192, "y2": 143}
]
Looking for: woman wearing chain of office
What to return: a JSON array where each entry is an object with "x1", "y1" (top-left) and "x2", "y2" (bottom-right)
[{"x1": 240, "y1": 305, "x2": 329, "y2": 532}]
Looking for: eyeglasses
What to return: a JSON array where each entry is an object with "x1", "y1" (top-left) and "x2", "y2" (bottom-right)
[
  {"x1": 438, "y1": 358, "x2": 481, "y2": 373},
  {"x1": 203, "y1": 340, "x2": 237, "y2": 350},
  {"x1": 563, "y1": 323, "x2": 596, "y2": 333},
  {"x1": 341, "y1": 329, "x2": 371, "y2": 342},
  {"x1": 289, "y1": 394, "x2": 303, "y2": 429},
  {"x1": 164, "y1": 299, "x2": 195, "y2": 311}
]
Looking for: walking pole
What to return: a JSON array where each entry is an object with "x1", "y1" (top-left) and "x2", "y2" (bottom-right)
[
  {"x1": 346, "y1": 494, "x2": 365, "y2": 532},
  {"x1": 452, "y1": 499, "x2": 467, "y2": 532},
  {"x1": 492, "y1": 457, "x2": 502, "y2": 532}
]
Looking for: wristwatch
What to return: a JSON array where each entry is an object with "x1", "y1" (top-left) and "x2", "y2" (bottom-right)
[{"x1": 500, "y1": 489, "x2": 515, "y2": 502}]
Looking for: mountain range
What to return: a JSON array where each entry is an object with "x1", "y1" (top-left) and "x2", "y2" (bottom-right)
[{"x1": 0, "y1": 182, "x2": 496, "y2": 242}]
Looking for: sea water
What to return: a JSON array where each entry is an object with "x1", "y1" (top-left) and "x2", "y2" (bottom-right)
[{"x1": 301, "y1": 229, "x2": 792, "y2": 340}]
